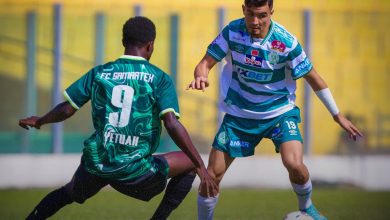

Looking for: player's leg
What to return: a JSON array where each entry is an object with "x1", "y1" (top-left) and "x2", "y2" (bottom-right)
[
  {"x1": 271, "y1": 109, "x2": 327, "y2": 220},
  {"x1": 197, "y1": 113, "x2": 261, "y2": 220},
  {"x1": 109, "y1": 151, "x2": 194, "y2": 219},
  {"x1": 150, "y1": 151, "x2": 197, "y2": 220},
  {"x1": 280, "y1": 141, "x2": 327, "y2": 220},
  {"x1": 279, "y1": 140, "x2": 311, "y2": 207},
  {"x1": 26, "y1": 164, "x2": 108, "y2": 220},
  {"x1": 198, "y1": 147, "x2": 235, "y2": 220}
]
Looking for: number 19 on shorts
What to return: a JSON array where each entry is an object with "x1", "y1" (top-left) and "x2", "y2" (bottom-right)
[{"x1": 285, "y1": 121, "x2": 296, "y2": 129}]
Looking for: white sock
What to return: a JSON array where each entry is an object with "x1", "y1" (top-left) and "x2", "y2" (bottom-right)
[
  {"x1": 197, "y1": 193, "x2": 219, "y2": 220},
  {"x1": 291, "y1": 179, "x2": 313, "y2": 210}
]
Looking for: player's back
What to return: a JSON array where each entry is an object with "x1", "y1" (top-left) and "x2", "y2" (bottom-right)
[{"x1": 71, "y1": 55, "x2": 179, "y2": 180}]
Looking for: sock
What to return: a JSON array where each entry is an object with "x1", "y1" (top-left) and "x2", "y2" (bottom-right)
[
  {"x1": 150, "y1": 172, "x2": 196, "y2": 220},
  {"x1": 26, "y1": 186, "x2": 73, "y2": 220},
  {"x1": 197, "y1": 193, "x2": 219, "y2": 220},
  {"x1": 291, "y1": 179, "x2": 313, "y2": 210}
]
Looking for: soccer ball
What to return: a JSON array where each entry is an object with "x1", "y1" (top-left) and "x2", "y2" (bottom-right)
[{"x1": 283, "y1": 211, "x2": 314, "y2": 220}]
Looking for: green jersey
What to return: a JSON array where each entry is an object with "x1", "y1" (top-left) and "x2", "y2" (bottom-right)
[{"x1": 64, "y1": 55, "x2": 179, "y2": 180}]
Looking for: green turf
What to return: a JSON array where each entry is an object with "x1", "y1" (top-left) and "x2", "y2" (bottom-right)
[{"x1": 0, "y1": 188, "x2": 389, "y2": 220}]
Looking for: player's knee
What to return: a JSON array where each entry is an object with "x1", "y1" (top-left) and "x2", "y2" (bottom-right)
[
  {"x1": 63, "y1": 183, "x2": 87, "y2": 204},
  {"x1": 285, "y1": 162, "x2": 309, "y2": 183},
  {"x1": 284, "y1": 158, "x2": 302, "y2": 172},
  {"x1": 287, "y1": 163, "x2": 306, "y2": 175}
]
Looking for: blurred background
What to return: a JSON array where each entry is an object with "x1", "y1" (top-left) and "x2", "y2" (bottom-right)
[{"x1": 0, "y1": 0, "x2": 389, "y2": 189}]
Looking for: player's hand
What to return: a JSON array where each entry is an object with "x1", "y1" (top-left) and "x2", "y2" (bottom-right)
[
  {"x1": 19, "y1": 116, "x2": 42, "y2": 130},
  {"x1": 333, "y1": 113, "x2": 363, "y2": 141},
  {"x1": 196, "y1": 166, "x2": 218, "y2": 197},
  {"x1": 186, "y1": 76, "x2": 209, "y2": 92}
]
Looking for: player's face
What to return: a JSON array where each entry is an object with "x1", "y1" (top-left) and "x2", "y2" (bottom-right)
[{"x1": 242, "y1": 4, "x2": 273, "y2": 38}]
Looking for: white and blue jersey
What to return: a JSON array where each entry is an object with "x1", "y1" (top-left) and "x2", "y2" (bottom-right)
[{"x1": 208, "y1": 18, "x2": 313, "y2": 119}]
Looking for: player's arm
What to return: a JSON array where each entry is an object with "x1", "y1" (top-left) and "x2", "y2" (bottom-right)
[
  {"x1": 162, "y1": 112, "x2": 218, "y2": 196},
  {"x1": 187, "y1": 54, "x2": 218, "y2": 91},
  {"x1": 303, "y1": 68, "x2": 363, "y2": 140},
  {"x1": 19, "y1": 101, "x2": 77, "y2": 130}
]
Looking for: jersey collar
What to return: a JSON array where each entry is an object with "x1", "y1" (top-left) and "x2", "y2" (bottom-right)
[{"x1": 119, "y1": 55, "x2": 147, "y2": 61}]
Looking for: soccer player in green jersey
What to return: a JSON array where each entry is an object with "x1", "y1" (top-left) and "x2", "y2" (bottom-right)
[
  {"x1": 187, "y1": 0, "x2": 362, "y2": 220},
  {"x1": 19, "y1": 16, "x2": 217, "y2": 220}
]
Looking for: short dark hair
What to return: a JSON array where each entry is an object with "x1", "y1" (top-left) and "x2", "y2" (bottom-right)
[
  {"x1": 244, "y1": 0, "x2": 273, "y2": 8},
  {"x1": 122, "y1": 16, "x2": 156, "y2": 48}
]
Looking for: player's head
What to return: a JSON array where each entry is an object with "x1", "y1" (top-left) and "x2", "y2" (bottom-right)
[
  {"x1": 244, "y1": 0, "x2": 273, "y2": 8},
  {"x1": 242, "y1": 0, "x2": 274, "y2": 38},
  {"x1": 122, "y1": 16, "x2": 156, "y2": 60}
]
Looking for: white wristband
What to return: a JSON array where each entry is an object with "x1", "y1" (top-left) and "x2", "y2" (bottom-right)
[{"x1": 315, "y1": 88, "x2": 340, "y2": 116}]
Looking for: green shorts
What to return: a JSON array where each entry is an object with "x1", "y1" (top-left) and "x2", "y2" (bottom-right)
[{"x1": 212, "y1": 107, "x2": 303, "y2": 157}]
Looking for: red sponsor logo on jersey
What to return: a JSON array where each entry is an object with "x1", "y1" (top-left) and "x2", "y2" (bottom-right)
[
  {"x1": 245, "y1": 54, "x2": 262, "y2": 67},
  {"x1": 251, "y1": 49, "x2": 259, "y2": 56},
  {"x1": 271, "y1": 40, "x2": 286, "y2": 52}
]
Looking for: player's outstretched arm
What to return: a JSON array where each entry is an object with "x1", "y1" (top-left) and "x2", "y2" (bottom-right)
[
  {"x1": 187, "y1": 54, "x2": 218, "y2": 92},
  {"x1": 304, "y1": 68, "x2": 363, "y2": 141},
  {"x1": 162, "y1": 112, "x2": 218, "y2": 197},
  {"x1": 19, "y1": 101, "x2": 77, "y2": 130}
]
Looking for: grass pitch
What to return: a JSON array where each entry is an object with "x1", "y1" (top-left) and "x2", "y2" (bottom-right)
[{"x1": 0, "y1": 188, "x2": 389, "y2": 220}]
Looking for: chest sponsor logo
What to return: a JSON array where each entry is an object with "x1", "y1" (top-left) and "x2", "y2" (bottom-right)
[
  {"x1": 271, "y1": 40, "x2": 286, "y2": 52},
  {"x1": 245, "y1": 54, "x2": 263, "y2": 67},
  {"x1": 236, "y1": 67, "x2": 273, "y2": 82}
]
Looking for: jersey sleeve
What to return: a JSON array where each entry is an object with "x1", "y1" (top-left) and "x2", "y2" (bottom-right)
[
  {"x1": 206, "y1": 25, "x2": 230, "y2": 62},
  {"x1": 156, "y1": 73, "x2": 180, "y2": 118},
  {"x1": 63, "y1": 67, "x2": 96, "y2": 109},
  {"x1": 287, "y1": 41, "x2": 313, "y2": 80}
]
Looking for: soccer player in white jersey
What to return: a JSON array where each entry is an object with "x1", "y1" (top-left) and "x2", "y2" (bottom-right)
[{"x1": 187, "y1": 0, "x2": 362, "y2": 219}]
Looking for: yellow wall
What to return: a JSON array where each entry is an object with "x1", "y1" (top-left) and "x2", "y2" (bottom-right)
[{"x1": 0, "y1": 0, "x2": 389, "y2": 154}]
